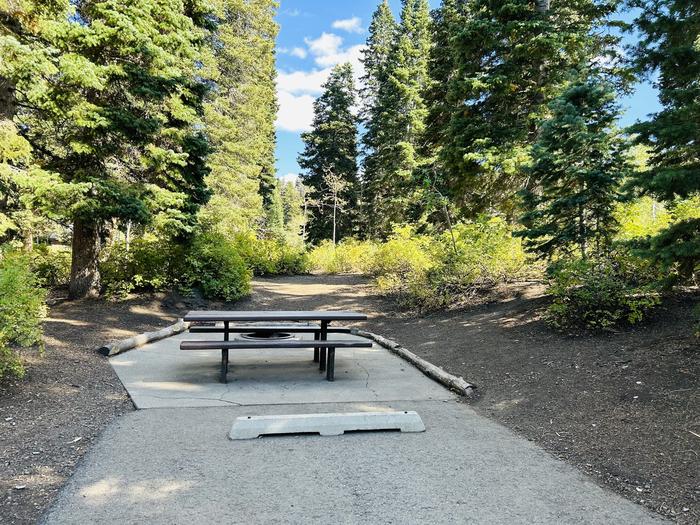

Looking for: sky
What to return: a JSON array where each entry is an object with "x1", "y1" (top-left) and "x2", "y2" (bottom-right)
[{"x1": 273, "y1": 0, "x2": 661, "y2": 183}]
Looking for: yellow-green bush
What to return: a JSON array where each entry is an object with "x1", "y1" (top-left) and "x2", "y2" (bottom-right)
[
  {"x1": 0, "y1": 252, "x2": 47, "y2": 380},
  {"x1": 232, "y1": 232, "x2": 309, "y2": 276},
  {"x1": 30, "y1": 245, "x2": 72, "y2": 288},
  {"x1": 310, "y1": 239, "x2": 378, "y2": 274},
  {"x1": 309, "y1": 219, "x2": 528, "y2": 310}
]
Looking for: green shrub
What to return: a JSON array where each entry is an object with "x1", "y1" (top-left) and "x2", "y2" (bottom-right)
[
  {"x1": 546, "y1": 252, "x2": 662, "y2": 331},
  {"x1": 234, "y1": 233, "x2": 309, "y2": 276},
  {"x1": 101, "y1": 237, "x2": 182, "y2": 297},
  {"x1": 0, "y1": 331, "x2": 25, "y2": 380},
  {"x1": 308, "y1": 220, "x2": 529, "y2": 310},
  {"x1": 310, "y1": 239, "x2": 378, "y2": 274},
  {"x1": 30, "y1": 245, "x2": 71, "y2": 287},
  {"x1": 370, "y1": 226, "x2": 437, "y2": 277},
  {"x1": 0, "y1": 252, "x2": 47, "y2": 380},
  {"x1": 372, "y1": 220, "x2": 527, "y2": 310},
  {"x1": 184, "y1": 233, "x2": 251, "y2": 301}
]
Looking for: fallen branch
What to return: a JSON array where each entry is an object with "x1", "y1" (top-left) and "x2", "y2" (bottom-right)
[
  {"x1": 355, "y1": 330, "x2": 477, "y2": 397},
  {"x1": 97, "y1": 319, "x2": 189, "y2": 357}
]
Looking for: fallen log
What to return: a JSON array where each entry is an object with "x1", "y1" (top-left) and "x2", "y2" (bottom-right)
[
  {"x1": 356, "y1": 330, "x2": 476, "y2": 397},
  {"x1": 97, "y1": 319, "x2": 189, "y2": 357}
]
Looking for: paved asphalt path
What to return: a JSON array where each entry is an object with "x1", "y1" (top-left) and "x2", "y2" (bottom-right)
[{"x1": 41, "y1": 280, "x2": 664, "y2": 524}]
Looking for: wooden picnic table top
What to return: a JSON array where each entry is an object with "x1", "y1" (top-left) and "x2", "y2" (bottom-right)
[{"x1": 183, "y1": 310, "x2": 367, "y2": 323}]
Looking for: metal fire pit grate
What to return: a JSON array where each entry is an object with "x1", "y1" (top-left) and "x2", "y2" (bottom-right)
[{"x1": 239, "y1": 331, "x2": 294, "y2": 341}]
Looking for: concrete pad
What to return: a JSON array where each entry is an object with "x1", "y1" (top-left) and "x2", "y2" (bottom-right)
[
  {"x1": 228, "y1": 410, "x2": 426, "y2": 439},
  {"x1": 42, "y1": 401, "x2": 663, "y2": 525},
  {"x1": 110, "y1": 331, "x2": 453, "y2": 409}
]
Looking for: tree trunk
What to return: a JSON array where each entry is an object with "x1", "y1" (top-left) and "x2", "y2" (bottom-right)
[
  {"x1": 22, "y1": 230, "x2": 33, "y2": 252},
  {"x1": 125, "y1": 220, "x2": 132, "y2": 252},
  {"x1": 69, "y1": 218, "x2": 101, "y2": 299},
  {"x1": 332, "y1": 195, "x2": 337, "y2": 245},
  {"x1": 535, "y1": 0, "x2": 551, "y2": 14}
]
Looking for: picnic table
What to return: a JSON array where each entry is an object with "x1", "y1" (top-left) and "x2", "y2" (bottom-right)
[{"x1": 181, "y1": 310, "x2": 370, "y2": 383}]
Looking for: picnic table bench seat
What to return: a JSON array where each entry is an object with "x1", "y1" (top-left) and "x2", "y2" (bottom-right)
[
  {"x1": 188, "y1": 324, "x2": 356, "y2": 335},
  {"x1": 180, "y1": 338, "x2": 372, "y2": 383}
]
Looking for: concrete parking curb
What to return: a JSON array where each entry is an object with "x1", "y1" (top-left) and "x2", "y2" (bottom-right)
[
  {"x1": 356, "y1": 330, "x2": 476, "y2": 396},
  {"x1": 97, "y1": 319, "x2": 189, "y2": 357}
]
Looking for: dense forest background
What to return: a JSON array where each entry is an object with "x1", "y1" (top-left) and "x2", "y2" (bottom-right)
[{"x1": 0, "y1": 0, "x2": 698, "y2": 378}]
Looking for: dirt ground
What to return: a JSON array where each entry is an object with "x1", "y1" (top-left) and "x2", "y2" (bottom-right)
[
  {"x1": 1, "y1": 275, "x2": 698, "y2": 524},
  {"x1": 0, "y1": 294, "x2": 179, "y2": 524}
]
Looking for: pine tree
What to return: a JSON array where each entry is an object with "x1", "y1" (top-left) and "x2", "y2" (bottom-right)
[
  {"x1": 627, "y1": 0, "x2": 700, "y2": 278},
  {"x1": 200, "y1": 0, "x2": 278, "y2": 236},
  {"x1": 1, "y1": 0, "x2": 211, "y2": 297},
  {"x1": 264, "y1": 180, "x2": 285, "y2": 239},
  {"x1": 360, "y1": 0, "x2": 398, "y2": 237},
  {"x1": 421, "y1": 0, "x2": 465, "y2": 227},
  {"x1": 364, "y1": 0, "x2": 432, "y2": 237},
  {"x1": 280, "y1": 180, "x2": 305, "y2": 242},
  {"x1": 519, "y1": 76, "x2": 630, "y2": 259},
  {"x1": 298, "y1": 63, "x2": 359, "y2": 244},
  {"x1": 439, "y1": 0, "x2": 621, "y2": 218}
]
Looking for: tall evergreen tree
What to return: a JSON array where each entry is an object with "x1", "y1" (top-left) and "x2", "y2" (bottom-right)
[
  {"x1": 439, "y1": 0, "x2": 621, "y2": 218},
  {"x1": 519, "y1": 76, "x2": 630, "y2": 259},
  {"x1": 360, "y1": 0, "x2": 397, "y2": 237},
  {"x1": 200, "y1": 0, "x2": 278, "y2": 236},
  {"x1": 298, "y1": 63, "x2": 359, "y2": 244},
  {"x1": 1, "y1": 0, "x2": 211, "y2": 297},
  {"x1": 0, "y1": 0, "x2": 68, "y2": 247},
  {"x1": 280, "y1": 180, "x2": 305, "y2": 241},
  {"x1": 421, "y1": 0, "x2": 465, "y2": 227},
  {"x1": 264, "y1": 179, "x2": 285, "y2": 239},
  {"x1": 627, "y1": 0, "x2": 700, "y2": 278},
  {"x1": 362, "y1": 0, "x2": 431, "y2": 237}
]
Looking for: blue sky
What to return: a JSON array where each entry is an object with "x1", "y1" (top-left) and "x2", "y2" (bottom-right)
[{"x1": 274, "y1": 1, "x2": 661, "y2": 182}]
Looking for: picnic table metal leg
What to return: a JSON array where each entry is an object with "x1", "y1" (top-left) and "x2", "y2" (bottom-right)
[
  {"x1": 221, "y1": 321, "x2": 230, "y2": 384},
  {"x1": 313, "y1": 331, "x2": 320, "y2": 363},
  {"x1": 220, "y1": 349, "x2": 229, "y2": 383},
  {"x1": 319, "y1": 320, "x2": 328, "y2": 372},
  {"x1": 326, "y1": 347, "x2": 335, "y2": 381}
]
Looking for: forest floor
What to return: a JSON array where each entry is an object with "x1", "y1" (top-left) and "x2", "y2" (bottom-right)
[{"x1": 0, "y1": 275, "x2": 698, "y2": 524}]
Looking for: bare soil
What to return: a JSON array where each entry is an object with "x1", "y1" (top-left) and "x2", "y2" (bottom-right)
[
  {"x1": 1, "y1": 275, "x2": 698, "y2": 524},
  {"x1": 0, "y1": 293, "x2": 180, "y2": 524}
]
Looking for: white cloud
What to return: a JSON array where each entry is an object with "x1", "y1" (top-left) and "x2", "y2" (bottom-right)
[
  {"x1": 276, "y1": 90, "x2": 315, "y2": 132},
  {"x1": 314, "y1": 43, "x2": 366, "y2": 69},
  {"x1": 278, "y1": 173, "x2": 299, "y2": 184},
  {"x1": 304, "y1": 32, "x2": 343, "y2": 61},
  {"x1": 275, "y1": 32, "x2": 367, "y2": 132},
  {"x1": 290, "y1": 47, "x2": 307, "y2": 59},
  {"x1": 332, "y1": 17, "x2": 363, "y2": 34},
  {"x1": 277, "y1": 69, "x2": 330, "y2": 95}
]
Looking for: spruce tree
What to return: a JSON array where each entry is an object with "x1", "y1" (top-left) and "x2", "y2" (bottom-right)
[
  {"x1": 200, "y1": 0, "x2": 278, "y2": 236},
  {"x1": 280, "y1": 180, "x2": 305, "y2": 241},
  {"x1": 1, "y1": 0, "x2": 211, "y2": 297},
  {"x1": 627, "y1": 0, "x2": 700, "y2": 278},
  {"x1": 519, "y1": 76, "x2": 630, "y2": 259},
  {"x1": 298, "y1": 63, "x2": 359, "y2": 244},
  {"x1": 439, "y1": 0, "x2": 621, "y2": 218},
  {"x1": 264, "y1": 180, "x2": 285, "y2": 239},
  {"x1": 360, "y1": 0, "x2": 398, "y2": 237},
  {"x1": 421, "y1": 0, "x2": 465, "y2": 226},
  {"x1": 367, "y1": 0, "x2": 432, "y2": 237}
]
